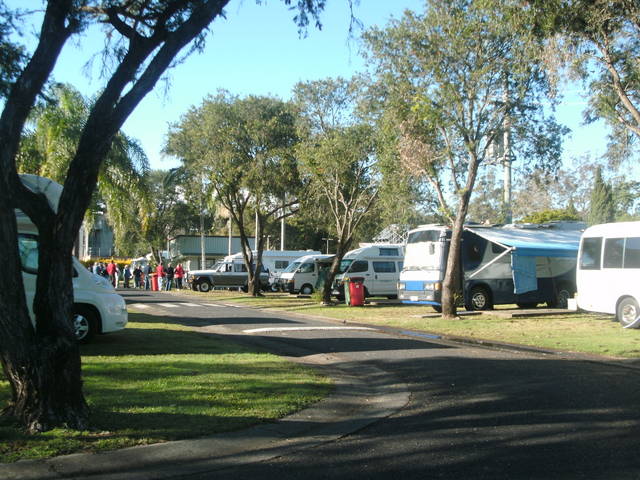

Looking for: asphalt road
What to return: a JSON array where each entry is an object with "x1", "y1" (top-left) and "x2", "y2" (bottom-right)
[{"x1": 124, "y1": 289, "x2": 640, "y2": 480}]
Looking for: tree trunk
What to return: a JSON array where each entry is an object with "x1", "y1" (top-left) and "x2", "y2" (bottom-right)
[
  {"x1": 0, "y1": 210, "x2": 88, "y2": 433},
  {"x1": 321, "y1": 239, "x2": 350, "y2": 305},
  {"x1": 441, "y1": 155, "x2": 481, "y2": 319}
]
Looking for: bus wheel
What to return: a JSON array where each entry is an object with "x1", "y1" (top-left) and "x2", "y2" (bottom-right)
[
  {"x1": 468, "y1": 286, "x2": 493, "y2": 311},
  {"x1": 617, "y1": 297, "x2": 640, "y2": 328}
]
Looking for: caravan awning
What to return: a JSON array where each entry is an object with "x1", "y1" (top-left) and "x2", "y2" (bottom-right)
[{"x1": 466, "y1": 226, "x2": 581, "y2": 258}]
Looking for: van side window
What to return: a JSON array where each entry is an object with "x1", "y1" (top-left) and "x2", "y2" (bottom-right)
[
  {"x1": 18, "y1": 234, "x2": 38, "y2": 274},
  {"x1": 275, "y1": 260, "x2": 289, "y2": 269},
  {"x1": 603, "y1": 238, "x2": 624, "y2": 268},
  {"x1": 580, "y1": 237, "x2": 602, "y2": 270},
  {"x1": 624, "y1": 237, "x2": 640, "y2": 268},
  {"x1": 378, "y1": 248, "x2": 399, "y2": 256},
  {"x1": 349, "y1": 260, "x2": 368, "y2": 273},
  {"x1": 373, "y1": 261, "x2": 395, "y2": 273}
]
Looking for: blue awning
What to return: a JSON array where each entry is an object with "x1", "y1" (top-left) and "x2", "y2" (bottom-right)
[
  {"x1": 466, "y1": 226, "x2": 582, "y2": 294},
  {"x1": 466, "y1": 226, "x2": 581, "y2": 258}
]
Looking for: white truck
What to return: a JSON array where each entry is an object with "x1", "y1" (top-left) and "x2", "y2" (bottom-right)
[
  {"x1": 332, "y1": 244, "x2": 405, "y2": 299},
  {"x1": 18, "y1": 175, "x2": 128, "y2": 342},
  {"x1": 277, "y1": 253, "x2": 334, "y2": 295}
]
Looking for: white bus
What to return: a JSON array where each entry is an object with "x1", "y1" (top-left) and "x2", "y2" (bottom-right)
[{"x1": 576, "y1": 221, "x2": 640, "y2": 328}]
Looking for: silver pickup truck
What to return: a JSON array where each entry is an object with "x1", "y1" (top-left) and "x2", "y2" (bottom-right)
[{"x1": 187, "y1": 260, "x2": 270, "y2": 293}]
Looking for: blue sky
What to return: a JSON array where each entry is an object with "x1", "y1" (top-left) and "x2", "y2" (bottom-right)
[{"x1": 14, "y1": 0, "x2": 607, "y2": 170}]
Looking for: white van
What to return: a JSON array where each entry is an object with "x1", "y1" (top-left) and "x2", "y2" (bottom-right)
[
  {"x1": 332, "y1": 244, "x2": 405, "y2": 299},
  {"x1": 225, "y1": 249, "x2": 321, "y2": 288},
  {"x1": 18, "y1": 175, "x2": 128, "y2": 342},
  {"x1": 277, "y1": 254, "x2": 334, "y2": 295},
  {"x1": 577, "y1": 221, "x2": 640, "y2": 328}
]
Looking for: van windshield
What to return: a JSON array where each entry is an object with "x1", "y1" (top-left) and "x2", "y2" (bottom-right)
[
  {"x1": 338, "y1": 259, "x2": 353, "y2": 273},
  {"x1": 283, "y1": 261, "x2": 301, "y2": 273}
]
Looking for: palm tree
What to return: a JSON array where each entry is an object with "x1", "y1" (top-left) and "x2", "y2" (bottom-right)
[{"x1": 17, "y1": 83, "x2": 150, "y2": 251}]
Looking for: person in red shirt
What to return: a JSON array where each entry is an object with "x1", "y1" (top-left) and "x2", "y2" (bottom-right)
[
  {"x1": 174, "y1": 264, "x2": 185, "y2": 290},
  {"x1": 106, "y1": 260, "x2": 117, "y2": 288},
  {"x1": 156, "y1": 262, "x2": 165, "y2": 290}
]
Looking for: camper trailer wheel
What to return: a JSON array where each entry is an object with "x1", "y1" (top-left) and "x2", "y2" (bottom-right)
[
  {"x1": 548, "y1": 287, "x2": 571, "y2": 309},
  {"x1": 617, "y1": 297, "x2": 640, "y2": 328},
  {"x1": 197, "y1": 279, "x2": 212, "y2": 292},
  {"x1": 74, "y1": 305, "x2": 98, "y2": 343},
  {"x1": 300, "y1": 284, "x2": 314, "y2": 295},
  {"x1": 468, "y1": 286, "x2": 493, "y2": 311}
]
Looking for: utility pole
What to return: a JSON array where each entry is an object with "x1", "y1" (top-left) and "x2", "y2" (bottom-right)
[
  {"x1": 502, "y1": 85, "x2": 513, "y2": 224},
  {"x1": 280, "y1": 196, "x2": 286, "y2": 251}
]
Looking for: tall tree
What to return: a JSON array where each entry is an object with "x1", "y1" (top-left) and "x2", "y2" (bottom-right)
[
  {"x1": 0, "y1": 0, "x2": 328, "y2": 433},
  {"x1": 294, "y1": 77, "x2": 380, "y2": 304},
  {"x1": 588, "y1": 166, "x2": 615, "y2": 225},
  {"x1": 165, "y1": 92, "x2": 302, "y2": 295},
  {"x1": 363, "y1": 0, "x2": 565, "y2": 318},
  {"x1": 531, "y1": 0, "x2": 640, "y2": 160}
]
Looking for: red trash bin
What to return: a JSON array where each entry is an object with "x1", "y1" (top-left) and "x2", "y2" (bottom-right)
[
  {"x1": 151, "y1": 273, "x2": 159, "y2": 291},
  {"x1": 348, "y1": 277, "x2": 365, "y2": 306}
]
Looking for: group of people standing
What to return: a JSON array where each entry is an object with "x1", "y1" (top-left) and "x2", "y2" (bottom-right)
[
  {"x1": 91, "y1": 260, "x2": 185, "y2": 291},
  {"x1": 151, "y1": 262, "x2": 185, "y2": 291}
]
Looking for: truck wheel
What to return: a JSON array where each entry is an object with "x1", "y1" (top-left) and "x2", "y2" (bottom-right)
[
  {"x1": 73, "y1": 305, "x2": 98, "y2": 343},
  {"x1": 468, "y1": 286, "x2": 493, "y2": 311},
  {"x1": 617, "y1": 297, "x2": 640, "y2": 328},
  {"x1": 300, "y1": 284, "x2": 314, "y2": 295},
  {"x1": 198, "y1": 280, "x2": 212, "y2": 292}
]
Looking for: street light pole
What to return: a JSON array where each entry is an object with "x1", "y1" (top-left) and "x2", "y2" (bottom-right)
[{"x1": 321, "y1": 237, "x2": 333, "y2": 254}]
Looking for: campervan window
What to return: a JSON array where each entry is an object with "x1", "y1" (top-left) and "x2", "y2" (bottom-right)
[
  {"x1": 603, "y1": 238, "x2": 624, "y2": 268},
  {"x1": 373, "y1": 261, "x2": 395, "y2": 273},
  {"x1": 624, "y1": 238, "x2": 640, "y2": 268},
  {"x1": 579, "y1": 237, "x2": 602, "y2": 270},
  {"x1": 379, "y1": 247, "x2": 399, "y2": 256}
]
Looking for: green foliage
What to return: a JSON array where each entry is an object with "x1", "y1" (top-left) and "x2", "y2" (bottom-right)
[
  {"x1": 587, "y1": 166, "x2": 615, "y2": 225},
  {"x1": 0, "y1": 1, "x2": 25, "y2": 99},
  {"x1": 532, "y1": 0, "x2": 640, "y2": 160},
  {"x1": 520, "y1": 208, "x2": 581, "y2": 224}
]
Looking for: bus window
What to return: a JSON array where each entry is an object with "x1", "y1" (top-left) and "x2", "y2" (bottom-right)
[
  {"x1": 603, "y1": 238, "x2": 624, "y2": 268},
  {"x1": 624, "y1": 237, "x2": 640, "y2": 268},
  {"x1": 579, "y1": 237, "x2": 602, "y2": 270}
]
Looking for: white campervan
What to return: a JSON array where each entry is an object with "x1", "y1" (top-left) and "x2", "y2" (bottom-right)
[
  {"x1": 332, "y1": 244, "x2": 405, "y2": 299},
  {"x1": 278, "y1": 253, "x2": 334, "y2": 295},
  {"x1": 577, "y1": 221, "x2": 640, "y2": 328},
  {"x1": 18, "y1": 175, "x2": 128, "y2": 342}
]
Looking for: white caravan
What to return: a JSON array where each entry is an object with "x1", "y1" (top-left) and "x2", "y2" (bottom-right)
[
  {"x1": 18, "y1": 175, "x2": 128, "y2": 342},
  {"x1": 332, "y1": 244, "x2": 405, "y2": 299},
  {"x1": 277, "y1": 253, "x2": 334, "y2": 295},
  {"x1": 576, "y1": 221, "x2": 640, "y2": 328},
  {"x1": 398, "y1": 223, "x2": 582, "y2": 311}
]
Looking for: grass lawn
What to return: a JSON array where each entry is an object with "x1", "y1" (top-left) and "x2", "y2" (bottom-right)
[
  {"x1": 0, "y1": 311, "x2": 331, "y2": 463},
  {"x1": 174, "y1": 289, "x2": 640, "y2": 359}
]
